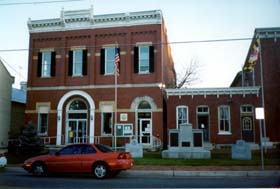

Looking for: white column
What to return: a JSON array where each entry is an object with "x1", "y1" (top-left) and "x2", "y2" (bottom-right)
[
  {"x1": 89, "y1": 109, "x2": 95, "y2": 143},
  {"x1": 56, "y1": 110, "x2": 62, "y2": 145}
]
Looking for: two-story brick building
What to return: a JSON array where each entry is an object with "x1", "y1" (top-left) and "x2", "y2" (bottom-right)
[{"x1": 25, "y1": 7, "x2": 176, "y2": 149}]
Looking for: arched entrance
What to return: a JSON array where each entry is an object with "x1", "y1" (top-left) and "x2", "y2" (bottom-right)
[
  {"x1": 131, "y1": 96, "x2": 157, "y2": 147},
  {"x1": 56, "y1": 90, "x2": 95, "y2": 145}
]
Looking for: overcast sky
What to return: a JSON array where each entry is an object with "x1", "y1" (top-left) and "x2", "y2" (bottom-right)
[{"x1": 1, "y1": 0, "x2": 280, "y2": 89}]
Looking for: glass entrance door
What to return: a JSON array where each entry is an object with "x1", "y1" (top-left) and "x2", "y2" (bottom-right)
[
  {"x1": 139, "y1": 119, "x2": 152, "y2": 145},
  {"x1": 68, "y1": 120, "x2": 87, "y2": 143}
]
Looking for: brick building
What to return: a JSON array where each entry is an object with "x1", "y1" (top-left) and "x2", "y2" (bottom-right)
[
  {"x1": 231, "y1": 27, "x2": 280, "y2": 144},
  {"x1": 25, "y1": 8, "x2": 176, "y2": 149},
  {"x1": 166, "y1": 27, "x2": 280, "y2": 147}
]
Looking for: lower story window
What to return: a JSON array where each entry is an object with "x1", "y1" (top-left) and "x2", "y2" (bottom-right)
[
  {"x1": 218, "y1": 106, "x2": 231, "y2": 134},
  {"x1": 38, "y1": 113, "x2": 48, "y2": 135},
  {"x1": 102, "y1": 112, "x2": 112, "y2": 135}
]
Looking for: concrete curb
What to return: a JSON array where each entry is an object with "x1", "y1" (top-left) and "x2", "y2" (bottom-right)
[
  {"x1": 122, "y1": 170, "x2": 280, "y2": 177},
  {"x1": 5, "y1": 165, "x2": 280, "y2": 178}
]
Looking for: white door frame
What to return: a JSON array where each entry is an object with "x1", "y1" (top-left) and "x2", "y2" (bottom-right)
[
  {"x1": 56, "y1": 90, "x2": 95, "y2": 145},
  {"x1": 67, "y1": 119, "x2": 87, "y2": 144},
  {"x1": 139, "y1": 118, "x2": 152, "y2": 145}
]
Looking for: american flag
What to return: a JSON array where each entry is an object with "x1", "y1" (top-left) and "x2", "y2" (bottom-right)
[{"x1": 115, "y1": 49, "x2": 120, "y2": 76}]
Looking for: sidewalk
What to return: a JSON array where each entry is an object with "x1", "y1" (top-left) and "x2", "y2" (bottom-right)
[
  {"x1": 5, "y1": 164, "x2": 280, "y2": 177},
  {"x1": 123, "y1": 165, "x2": 280, "y2": 177}
]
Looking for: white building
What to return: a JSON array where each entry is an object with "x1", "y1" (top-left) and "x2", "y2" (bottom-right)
[{"x1": 0, "y1": 58, "x2": 14, "y2": 148}]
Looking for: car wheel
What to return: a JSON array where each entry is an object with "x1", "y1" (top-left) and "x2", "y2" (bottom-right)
[
  {"x1": 32, "y1": 162, "x2": 47, "y2": 177},
  {"x1": 93, "y1": 163, "x2": 108, "y2": 179}
]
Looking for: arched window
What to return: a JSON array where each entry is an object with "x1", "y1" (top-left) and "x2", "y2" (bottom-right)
[
  {"x1": 243, "y1": 117, "x2": 252, "y2": 130},
  {"x1": 138, "y1": 100, "x2": 151, "y2": 110},
  {"x1": 69, "y1": 100, "x2": 87, "y2": 110}
]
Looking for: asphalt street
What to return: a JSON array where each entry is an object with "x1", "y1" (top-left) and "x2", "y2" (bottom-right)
[{"x1": 0, "y1": 167, "x2": 279, "y2": 188}]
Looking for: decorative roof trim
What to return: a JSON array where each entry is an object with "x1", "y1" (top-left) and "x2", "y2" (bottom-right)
[
  {"x1": 255, "y1": 27, "x2": 280, "y2": 39},
  {"x1": 28, "y1": 8, "x2": 162, "y2": 33},
  {"x1": 165, "y1": 87, "x2": 260, "y2": 99}
]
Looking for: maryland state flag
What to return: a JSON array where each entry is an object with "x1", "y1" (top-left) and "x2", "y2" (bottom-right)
[{"x1": 243, "y1": 39, "x2": 260, "y2": 72}]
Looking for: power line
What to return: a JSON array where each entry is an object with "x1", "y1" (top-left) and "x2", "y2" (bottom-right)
[
  {"x1": 0, "y1": 56, "x2": 26, "y2": 80},
  {"x1": 0, "y1": 0, "x2": 85, "y2": 6},
  {"x1": 0, "y1": 37, "x2": 253, "y2": 52}
]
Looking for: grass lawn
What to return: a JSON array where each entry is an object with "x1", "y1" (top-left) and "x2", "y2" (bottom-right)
[
  {"x1": 5, "y1": 148, "x2": 280, "y2": 167},
  {"x1": 133, "y1": 149, "x2": 280, "y2": 166}
]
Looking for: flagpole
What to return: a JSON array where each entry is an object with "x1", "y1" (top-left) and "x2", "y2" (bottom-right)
[
  {"x1": 258, "y1": 37, "x2": 267, "y2": 151},
  {"x1": 114, "y1": 55, "x2": 117, "y2": 151}
]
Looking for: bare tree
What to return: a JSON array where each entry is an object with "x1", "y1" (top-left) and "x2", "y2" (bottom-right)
[{"x1": 176, "y1": 59, "x2": 200, "y2": 88}]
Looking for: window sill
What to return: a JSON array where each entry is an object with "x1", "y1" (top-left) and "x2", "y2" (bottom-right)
[
  {"x1": 104, "y1": 73, "x2": 114, "y2": 76},
  {"x1": 218, "y1": 132, "x2": 232, "y2": 135},
  {"x1": 38, "y1": 133, "x2": 48, "y2": 136},
  {"x1": 41, "y1": 76, "x2": 51, "y2": 78},
  {"x1": 72, "y1": 75, "x2": 83, "y2": 77},
  {"x1": 138, "y1": 72, "x2": 150, "y2": 75},
  {"x1": 101, "y1": 134, "x2": 113, "y2": 137}
]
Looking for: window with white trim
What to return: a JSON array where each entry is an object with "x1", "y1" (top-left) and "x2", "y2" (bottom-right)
[
  {"x1": 218, "y1": 106, "x2": 231, "y2": 134},
  {"x1": 197, "y1": 106, "x2": 209, "y2": 114},
  {"x1": 73, "y1": 50, "x2": 83, "y2": 76},
  {"x1": 241, "y1": 105, "x2": 253, "y2": 113},
  {"x1": 176, "y1": 106, "x2": 188, "y2": 129},
  {"x1": 100, "y1": 103, "x2": 114, "y2": 136},
  {"x1": 139, "y1": 46, "x2": 150, "y2": 73},
  {"x1": 102, "y1": 112, "x2": 113, "y2": 135},
  {"x1": 133, "y1": 45, "x2": 154, "y2": 74},
  {"x1": 41, "y1": 51, "x2": 51, "y2": 77},
  {"x1": 37, "y1": 106, "x2": 49, "y2": 135},
  {"x1": 37, "y1": 51, "x2": 55, "y2": 77},
  {"x1": 105, "y1": 47, "x2": 115, "y2": 75}
]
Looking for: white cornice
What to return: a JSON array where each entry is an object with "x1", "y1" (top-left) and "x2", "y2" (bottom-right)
[
  {"x1": 165, "y1": 87, "x2": 260, "y2": 99},
  {"x1": 28, "y1": 8, "x2": 162, "y2": 33},
  {"x1": 255, "y1": 27, "x2": 280, "y2": 39}
]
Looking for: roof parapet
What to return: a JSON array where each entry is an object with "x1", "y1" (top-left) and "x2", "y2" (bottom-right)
[{"x1": 28, "y1": 7, "x2": 162, "y2": 33}]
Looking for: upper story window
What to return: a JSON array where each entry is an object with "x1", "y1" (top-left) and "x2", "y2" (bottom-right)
[
  {"x1": 68, "y1": 49, "x2": 87, "y2": 77},
  {"x1": 139, "y1": 46, "x2": 149, "y2": 73},
  {"x1": 218, "y1": 105, "x2": 231, "y2": 134},
  {"x1": 100, "y1": 48, "x2": 120, "y2": 75},
  {"x1": 73, "y1": 50, "x2": 83, "y2": 76},
  {"x1": 134, "y1": 45, "x2": 154, "y2": 74},
  {"x1": 37, "y1": 51, "x2": 55, "y2": 77},
  {"x1": 176, "y1": 105, "x2": 188, "y2": 129}
]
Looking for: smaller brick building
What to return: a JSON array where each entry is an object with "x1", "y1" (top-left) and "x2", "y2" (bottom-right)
[
  {"x1": 165, "y1": 27, "x2": 280, "y2": 147},
  {"x1": 165, "y1": 87, "x2": 261, "y2": 147}
]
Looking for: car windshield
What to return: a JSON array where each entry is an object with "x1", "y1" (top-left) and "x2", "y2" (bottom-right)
[{"x1": 95, "y1": 144, "x2": 113, "y2": 153}]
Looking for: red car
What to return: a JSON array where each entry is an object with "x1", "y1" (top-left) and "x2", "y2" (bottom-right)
[{"x1": 22, "y1": 143, "x2": 133, "y2": 179}]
